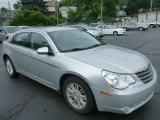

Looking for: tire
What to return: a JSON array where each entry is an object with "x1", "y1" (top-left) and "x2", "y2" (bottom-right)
[
  {"x1": 150, "y1": 24, "x2": 154, "y2": 28},
  {"x1": 113, "y1": 31, "x2": 118, "y2": 36},
  {"x1": 63, "y1": 76, "x2": 95, "y2": 114},
  {"x1": 4, "y1": 57, "x2": 19, "y2": 78},
  {"x1": 139, "y1": 27, "x2": 143, "y2": 31},
  {"x1": 123, "y1": 27, "x2": 127, "y2": 31}
]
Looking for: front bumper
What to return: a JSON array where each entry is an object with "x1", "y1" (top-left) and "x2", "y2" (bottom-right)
[
  {"x1": 91, "y1": 68, "x2": 157, "y2": 114},
  {"x1": 93, "y1": 32, "x2": 103, "y2": 37},
  {"x1": 118, "y1": 31, "x2": 126, "y2": 35}
]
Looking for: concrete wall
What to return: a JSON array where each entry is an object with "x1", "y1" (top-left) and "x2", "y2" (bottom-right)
[
  {"x1": 114, "y1": 11, "x2": 160, "y2": 27},
  {"x1": 157, "y1": 11, "x2": 160, "y2": 20},
  {"x1": 138, "y1": 13, "x2": 147, "y2": 21},
  {"x1": 133, "y1": 11, "x2": 160, "y2": 22}
]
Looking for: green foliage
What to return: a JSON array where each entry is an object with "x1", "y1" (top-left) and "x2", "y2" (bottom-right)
[
  {"x1": 13, "y1": 1, "x2": 21, "y2": 9},
  {"x1": 125, "y1": 0, "x2": 160, "y2": 15},
  {"x1": 20, "y1": 0, "x2": 48, "y2": 14},
  {"x1": 10, "y1": 8, "x2": 60, "y2": 26},
  {"x1": 125, "y1": 0, "x2": 150, "y2": 15},
  {"x1": 61, "y1": 0, "x2": 121, "y2": 23},
  {"x1": 0, "y1": 7, "x2": 8, "y2": 23},
  {"x1": 153, "y1": 0, "x2": 160, "y2": 8}
]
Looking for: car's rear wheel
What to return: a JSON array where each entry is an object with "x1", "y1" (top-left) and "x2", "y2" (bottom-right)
[
  {"x1": 63, "y1": 76, "x2": 95, "y2": 114},
  {"x1": 150, "y1": 24, "x2": 154, "y2": 28},
  {"x1": 113, "y1": 31, "x2": 118, "y2": 36},
  {"x1": 139, "y1": 27, "x2": 143, "y2": 31},
  {"x1": 4, "y1": 57, "x2": 19, "y2": 78}
]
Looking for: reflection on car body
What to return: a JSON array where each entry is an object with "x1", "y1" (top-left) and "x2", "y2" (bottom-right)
[{"x1": 2, "y1": 27, "x2": 157, "y2": 114}]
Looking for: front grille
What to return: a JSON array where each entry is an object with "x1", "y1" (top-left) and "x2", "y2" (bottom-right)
[{"x1": 136, "y1": 65, "x2": 153, "y2": 83}]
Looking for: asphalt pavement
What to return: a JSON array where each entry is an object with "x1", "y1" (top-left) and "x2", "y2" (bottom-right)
[{"x1": 0, "y1": 28, "x2": 160, "y2": 120}]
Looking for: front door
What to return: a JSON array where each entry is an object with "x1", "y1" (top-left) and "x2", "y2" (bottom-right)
[{"x1": 24, "y1": 32, "x2": 61, "y2": 88}]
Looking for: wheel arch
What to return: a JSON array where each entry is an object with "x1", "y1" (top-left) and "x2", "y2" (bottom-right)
[
  {"x1": 59, "y1": 72, "x2": 97, "y2": 111},
  {"x1": 113, "y1": 31, "x2": 118, "y2": 35},
  {"x1": 59, "y1": 73, "x2": 91, "y2": 94},
  {"x1": 3, "y1": 54, "x2": 9, "y2": 61}
]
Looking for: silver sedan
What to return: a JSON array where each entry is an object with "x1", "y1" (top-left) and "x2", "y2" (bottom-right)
[{"x1": 1, "y1": 27, "x2": 157, "y2": 114}]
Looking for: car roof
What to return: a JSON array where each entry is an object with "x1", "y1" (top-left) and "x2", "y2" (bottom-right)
[{"x1": 20, "y1": 26, "x2": 75, "y2": 33}]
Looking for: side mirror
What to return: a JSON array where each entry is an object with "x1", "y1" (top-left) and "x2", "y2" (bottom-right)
[
  {"x1": 37, "y1": 47, "x2": 49, "y2": 55},
  {"x1": 37, "y1": 47, "x2": 54, "y2": 56}
]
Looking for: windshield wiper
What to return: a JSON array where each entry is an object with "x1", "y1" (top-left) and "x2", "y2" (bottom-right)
[
  {"x1": 85, "y1": 43, "x2": 106, "y2": 49},
  {"x1": 62, "y1": 43, "x2": 106, "y2": 53},
  {"x1": 62, "y1": 48, "x2": 86, "y2": 52}
]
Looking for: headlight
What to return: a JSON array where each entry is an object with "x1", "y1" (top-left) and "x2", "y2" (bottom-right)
[{"x1": 102, "y1": 70, "x2": 136, "y2": 89}]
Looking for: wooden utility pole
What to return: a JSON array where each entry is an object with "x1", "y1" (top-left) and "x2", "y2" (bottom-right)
[
  {"x1": 101, "y1": 0, "x2": 103, "y2": 34},
  {"x1": 8, "y1": 1, "x2": 11, "y2": 20},
  {"x1": 150, "y1": 0, "x2": 153, "y2": 11},
  {"x1": 56, "y1": 0, "x2": 59, "y2": 25}
]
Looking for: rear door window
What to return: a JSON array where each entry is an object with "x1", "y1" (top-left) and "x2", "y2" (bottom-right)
[{"x1": 12, "y1": 32, "x2": 30, "y2": 48}]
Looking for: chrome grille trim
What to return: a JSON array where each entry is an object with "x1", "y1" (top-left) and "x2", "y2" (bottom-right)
[{"x1": 136, "y1": 65, "x2": 153, "y2": 83}]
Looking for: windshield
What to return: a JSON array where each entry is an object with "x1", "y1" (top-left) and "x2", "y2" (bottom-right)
[
  {"x1": 5, "y1": 26, "x2": 20, "y2": 33},
  {"x1": 49, "y1": 30, "x2": 103, "y2": 52},
  {"x1": 107, "y1": 25, "x2": 116, "y2": 29},
  {"x1": 89, "y1": 23, "x2": 100, "y2": 27}
]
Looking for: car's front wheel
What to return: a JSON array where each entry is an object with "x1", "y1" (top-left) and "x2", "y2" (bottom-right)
[
  {"x1": 63, "y1": 76, "x2": 95, "y2": 114},
  {"x1": 113, "y1": 31, "x2": 118, "y2": 36},
  {"x1": 139, "y1": 27, "x2": 143, "y2": 31},
  {"x1": 123, "y1": 27, "x2": 128, "y2": 31},
  {"x1": 4, "y1": 57, "x2": 19, "y2": 78}
]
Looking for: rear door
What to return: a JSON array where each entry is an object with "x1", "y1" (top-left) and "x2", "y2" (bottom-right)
[
  {"x1": 132, "y1": 23, "x2": 138, "y2": 30},
  {"x1": 11, "y1": 32, "x2": 31, "y2": 72}
]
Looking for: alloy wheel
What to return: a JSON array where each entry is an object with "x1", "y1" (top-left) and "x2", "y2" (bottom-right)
[{"x1": 66, "y1": 83, "x2": 87, "y2": 109}]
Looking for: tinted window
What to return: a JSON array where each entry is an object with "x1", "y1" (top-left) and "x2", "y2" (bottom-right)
[
  {"x1": 104, "y1": 26, "x2": 109, "y2": 29},
  {"x1": 12, "y1": 33, "x2": 30, "y2": 47},
  {"x1": 30, "y1": 33, "x2": 49, "y2": 50}
]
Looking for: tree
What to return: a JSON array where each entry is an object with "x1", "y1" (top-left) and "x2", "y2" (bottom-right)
[
  {"x1": 60, "y1": 0, "x2": 121, "y2": 23},
  {"x1": 125, "y1": 0, "x2": 150, "y2": 15},
  {"x1": 0, "y1": 7, "x2": 8, "y2": 23},
  {"x1": 20, "y1": 0, "x2": 48, "y2": 14},
  {"x1": 13, "y1": 1, "x2": 21, "y2": 9},
  {"x1": 10, "y1": 8, "x2": 58, "y2": 26},
  {"x1": 124, "y1": 0, "x2": 160, "y2": 15}
]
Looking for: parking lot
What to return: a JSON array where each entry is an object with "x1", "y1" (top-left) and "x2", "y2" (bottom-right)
[{"x1": 0, "y1": 28, "x2": 160, "y2": 120}]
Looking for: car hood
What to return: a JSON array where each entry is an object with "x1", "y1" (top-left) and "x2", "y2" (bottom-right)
[{"x1": 65, "y1": 44, "x2": 149, "y2": 74}]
